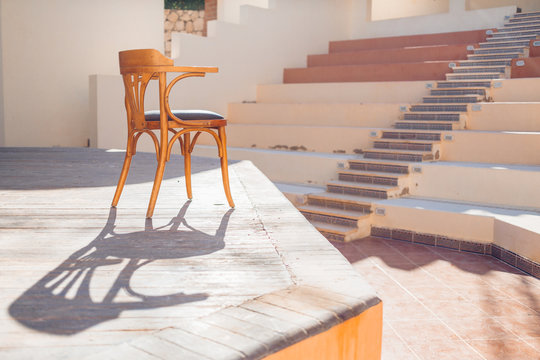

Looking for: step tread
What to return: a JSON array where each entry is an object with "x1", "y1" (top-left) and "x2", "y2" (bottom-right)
[
  {"x1": 468, "y1": 52, "x2": 523, "y2": 57},
  {"x1": 298, "y1": 204, "x2": 367, "y2": 219},
  {"x1": 308, "y1": 191, "x2": 377, "y2": 205},
  {"x1": 349, "y1": 158, "x2": 413, "y2": 166},
  {"x1": 474, "y1": 45, "x2": 527, "y2": 50},
  {"x1": 423, "y1": 94, "x2": 483, "y2": 98},
  {"x1": 381, "y1": 128, "x2": 443, "y2": 134},
  {"x1": 308, "y1": 220, "x2": 357, "y2": 235},
  {"x1": 452, "y1": 65, "x2": 508, "y2": 69},
  {"x1": 447, "y1": 72, "x2": 505, "y2": 76},
  {"x1": 328, "y1": 180, "x2": 399, "y2": 191}
]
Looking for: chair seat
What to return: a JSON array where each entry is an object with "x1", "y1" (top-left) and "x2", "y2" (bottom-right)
[{"x1": 145, "y1": 110, "x2": 224, "y2": 121}]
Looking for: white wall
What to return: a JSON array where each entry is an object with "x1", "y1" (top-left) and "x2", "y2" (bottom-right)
[
  {"x1": 0, "y1": 1, "x2": 5, "y2": 146},
  {"x1": 0, "y1": 0, "x2": 163, "y2": 147},
  {"x1": 217, "y1": 0, "x2": 270, "y2": 23}
]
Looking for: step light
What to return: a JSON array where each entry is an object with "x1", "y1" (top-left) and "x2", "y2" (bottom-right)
[
  {"x1": 534, "y1": 41, "x2": 540, "y2": 46},
  {"x1": 493, "y1": 82, "x2": 502, "y2": 88},
  {"x1": 444, "y1": 134, "x2": 454, "y2": 141},
  {"x1": 472, "y1": 104, "x2": 482, "y2": 111},
  {"x1": 448, "y1": 62, "x2": 456, "y2": 68},
  {"x1": 399, "y1": 105, "x2": 407, "y2": 112},
  {"x1": 375, "y1": 207, "x2": 386, "y2": 216},
  {"x1": 486, "y1": 30, "x2": 493, "y2": 35},
  {"x1": 516, "y1": 60, "x2": 525, "y2": 66},
  {"x1": 467, "y1": 45, "x2": 475, "y2": 51},
  {"x1": 369, "y1": 131, "x2": 378, "y2": 137},
  {"x1": 425, "y1": 83, "x2": 433, "y2": 89},
  {"x1": 412, "y1": 166, "x2": 422, "y2": 173},
  {"x1": 337, "y1": 162, "x2": 345, "y2": 169}
]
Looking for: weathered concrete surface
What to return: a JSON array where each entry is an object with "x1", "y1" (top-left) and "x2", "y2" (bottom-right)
[{"x1": 0, "y1": 147, "x2": 379, "y2": 359}]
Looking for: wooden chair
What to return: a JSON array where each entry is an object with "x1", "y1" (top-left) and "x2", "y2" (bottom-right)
[{"x1": 111, "y1": 49, "x2": 234, "y2": 217}]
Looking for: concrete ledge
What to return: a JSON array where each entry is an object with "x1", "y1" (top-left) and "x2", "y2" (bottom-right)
[{"x1": 1, "y1": 148, "x2": 380, "y2": 359}]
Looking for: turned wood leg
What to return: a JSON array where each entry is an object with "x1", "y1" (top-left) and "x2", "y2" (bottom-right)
[
  {"x1": 146, "y1": 153, "x2": 167, "y2": 218},
  {"x1": 218, "y1": 127, "x2": 235, "y2": 208}
]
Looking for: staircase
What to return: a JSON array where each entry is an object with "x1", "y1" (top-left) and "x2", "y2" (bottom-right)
[{"x1": 298, "y1": 10, "x2": 540, "y2": 242}]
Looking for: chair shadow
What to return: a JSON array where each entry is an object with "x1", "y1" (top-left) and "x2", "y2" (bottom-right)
[{"x1": 8, "y1": 201, "x2": 234, "y2": 335}]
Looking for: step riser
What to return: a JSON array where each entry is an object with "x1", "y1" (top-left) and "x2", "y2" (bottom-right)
[
  {"x1": 437, "y1": 81, "x2": 492, "y2": 88},
  {"x1": 395, "y1": 123, "x2": 453, "y2": 131},
  {"x1": 301, "y1": 211, "x2": 358, "y2": 228},
  {"x1": 307, "y1": 197, "x2": 371, "y2": 213},
  {"x1": 423, "y1": 97, "x2": 479, "y2": 103},
  {"x1": 364, "y1": 151, "x2": 431, "y2": 162},
  {"x1": 452, "y1": 67, "x2": 506, "y2": 74},
  {"x1": 339, "y1": 173, "x2": 399, "y2": 186},
  {"x1": 491, "y1": 30, "x2": 540, "y2": 38},
  {"x1": 457, "y1": 60, "x2": 512, "y2": 66},
  {"x1": 498, "y1": 25, "x2": 540, "y2": 32},
  {"x1": 473, "y1": 48, "x2": 525, "y2": 54},
  {"x1": 503, "y1": 22, "x2": 540, "y2": 28},
  {"x1": 512, "y1": 12, "x2": 540, "y2": 18},
  {"x1": 318, "y1": 230, "x2": 345, "y2": 242},
  {"x1": 446, "y1": 74, "x2": 503, "y2": 80},
  {"x1": 373, "y1": 142, "x2": 433, "y2": 152},
  {"x1": 430, "y1": 89, "x2": 486, "y2": 96},
  {"x1": 327, "y1": 184, "x2": 389, "y2": 199},
  {"x1": 479, "y1": 41, "x2": 530, "y2": 48},
  {"x1": 508, "y1": 16, "x2": 540, "y2": 22},
  {"x1": 382, "y1": 132, "x2": 441, "y2": 141},
  {"x1": 349, "y1": 162, "x2": 409, "y2": 174},
  {"x1": 409, "y1": 105, "x2": 467, "y2": 112},
  {"x1": 487, "y1": 35, "x2": 537, "y2": 42}
]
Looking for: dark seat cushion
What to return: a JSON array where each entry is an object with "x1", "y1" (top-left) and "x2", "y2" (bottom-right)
[{"x1": 145, "y1": 110, "x2": 224, "y2": 121}]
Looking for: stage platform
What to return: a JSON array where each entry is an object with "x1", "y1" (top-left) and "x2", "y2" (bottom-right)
[{"x1": 0, "y1": 148, "x2": 381, "y2": 359}]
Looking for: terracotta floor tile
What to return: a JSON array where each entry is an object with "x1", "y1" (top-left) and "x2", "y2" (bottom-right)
[
  {"x1": 473, "y1": 298, "x2": 538, "y2": 317},
  {"x1": 409, "y1": 340, "x2": 484, "y2": 360},
  {"x1": 382, "y1": 323, "x2": 420, "y2": 360},
  {"x1": 467, "y1": 339, "x2": 540, "y2": 360},
  {"x1": 404, "y1": 285, "x2": 464, "y2": 302},
  {"x1": 388, "y1": 319, "x2": 459, "y2": 345},
  {"x1": 423, "y1": 300, "x2": 489, "y2": 320},
  {"x1": 384, "y1": 300, "x2": 436, "y2": 321},
  {"x1": 494, "y1": 314, "x2": 540, "y2": 338},
  {"x1": 444, "y1": 317, "x2": 519, "y2": 340}
]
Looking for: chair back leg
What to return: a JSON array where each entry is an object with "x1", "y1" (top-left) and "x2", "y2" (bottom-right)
[
  {"x1": 183, "y1": 133, "x2": 193, "y2": 199},
  {"x1": 146, "y1": 154, "x2": 167, "y2": 218},
  {"x1": 111, "y1": 136, "x2": 135, "y2": 207}
]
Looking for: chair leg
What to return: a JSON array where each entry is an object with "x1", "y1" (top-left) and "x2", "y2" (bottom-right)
[
  {"x1": 146, "y1": 153, "x2": 167, "y2": 218},
  {"x1": 111, "y1": 143, "x2": 133, "y2": 207},
  {"x1": 218, "y1": 127, "x2": 235, "y2": 208},
  {"x1": 184, "y1": 133, "x2": 193, "y2": 200}
]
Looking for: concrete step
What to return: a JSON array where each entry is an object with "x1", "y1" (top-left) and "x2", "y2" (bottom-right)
[
  {"x1": 503, "y1": 20, "x2": 540, "y2": 28},
  {"x1": 338, "y1": 169, "x2": 407, "y2": 187},
  {"x1": 409, "y1": 104, "x2": 468, "y2": 112},
  {"x1": 307, "y1": 191, "x2": 374, "y2": 213},
  {"x1": 509, "y1": 14, "x2": 540, "y2": 22},
  {"x1": 446, "y1": 72, "x2": 506, "y2": 80},
  {"x1": 486, "y1": 34, "x2": 538, "y2": 42},
  {"x1": 422, "y1": 95, "x2": 483, "y2": 103},
  {"x1": 473, "y1": 46, "x2": 528, "y2": 55},
  {"x1": 307, "y1": 220, "x2": 357, "y2": 242},
  {"x1": 512, "y1": 11, "x2": 540, "y2": 19},
  {"x1": 363, "y1": 148, "x2": 436, "y2": 162},
  {"x1": 327, "y1": 180, "x2": 401, "y2": 199},
  {"x1": 491, "y1": 29, "x2": 540, "y2": 38},
  {"x1": 478, "y1": 40, "x2": 531, "y2": 48},
  {"x1": 497, "y1": 24, "x2": 540, "y2": 32},
  {"x1": 394, "y1": 121, "x2": 458, "y2": 131},
  {"x1": 436, "y1": 80, "x2": 493, "y2": 88},
  {"x1": 381, "y1": 130, "x2": 442, "y2": 141},
  {"x1": 298, "y1": 204, "x2": 365, "y2": 228},
  {"x1": 467, "y1": 52, "x2": 522, "y2": 60},
  {"x1": 348, "y1": 158, "x2": 410, "y2": 174},
  {"x1": 452, "y1": 65, "x2": 507, "y2": 74},
  {"x1": 430, "y1": 87, "x2": 487, "y2": 97},
  {"x1": 457, "y1": 59, "x2": 513, "y2": 66},
  {"x1": 373, "y1": 139, "x2": 436, "y2": 152}
]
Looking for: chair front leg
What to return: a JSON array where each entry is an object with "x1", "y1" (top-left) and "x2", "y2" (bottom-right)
[
  {"x1": 218, "y1": 127, "x2": 235, "y2": 208},
  {"x1": 112, "y1": 133, "x2": 135, "y2": 207},
  {"x1": 183, "y1": 132, "x2": 192, "y2": 199}
]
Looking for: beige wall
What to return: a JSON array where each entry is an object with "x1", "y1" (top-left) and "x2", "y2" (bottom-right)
[
  {"x1": 371, "y1": 0, "x2": 449, "y2": 21},
  {"x1": 0, "y1": 0, "x2": 163, "y2": 147},
  {"x1": 466, "y1": 0, "x2": 540, "y2": 12}
]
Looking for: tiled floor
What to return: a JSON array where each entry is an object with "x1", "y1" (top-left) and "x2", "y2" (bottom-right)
[{"x1": 332, "y1": 237, "x2": 540, "y2": 360}]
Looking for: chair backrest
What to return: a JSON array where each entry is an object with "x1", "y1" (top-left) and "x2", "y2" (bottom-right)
[{"x1": 119, "y1": 49, "x2": 171, "y2": 129}]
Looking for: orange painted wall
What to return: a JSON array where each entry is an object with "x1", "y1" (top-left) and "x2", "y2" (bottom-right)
[
  {"x1": 263, "y1": 302, "x2": 383, "y2": 360},
  {"x1": 511, "y1": 57, "x2": 540, "y2": 78},
  {"x1": 329, "y1": 29, "x2": 488, "y2": 53}
]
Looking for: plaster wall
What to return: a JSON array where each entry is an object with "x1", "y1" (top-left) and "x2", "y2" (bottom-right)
[
  {"x1": 0, "y1": 2, "x2": 4, "y2": 146},
  {"x1": 468, "y1": 102, "x2": 540, "y2": 131},
  {"x1": 217, "y1": 0, "x2": 270, "y2": 23},
  {"x1": 0, "y1": 0, "x2": 163, "y2": 147},
  {"x1": 371, "y1": 0, "x2": 449, "y2": 21}
]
